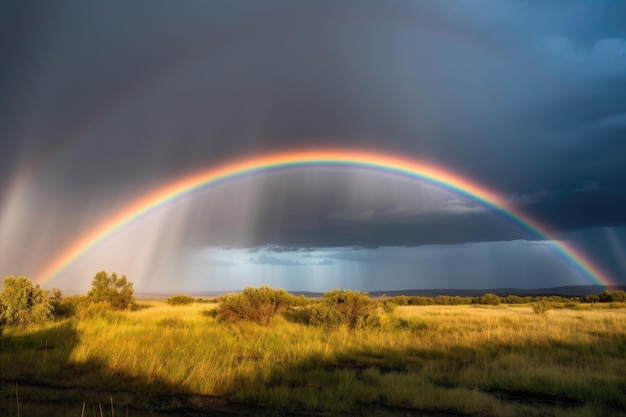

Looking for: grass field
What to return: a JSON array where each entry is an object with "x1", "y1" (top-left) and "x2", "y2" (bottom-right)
[{"x1": 1, "y1": 301, "x2": 625, "y2": 416}]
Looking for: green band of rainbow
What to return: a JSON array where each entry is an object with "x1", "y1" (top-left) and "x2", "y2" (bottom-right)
[{"x1": 35, "y1": 149, "x2": 616, "y2": 287}]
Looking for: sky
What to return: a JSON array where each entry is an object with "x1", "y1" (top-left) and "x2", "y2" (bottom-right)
[{"x1": 1, "y1": 0, "x2": 626, "y2": 293}]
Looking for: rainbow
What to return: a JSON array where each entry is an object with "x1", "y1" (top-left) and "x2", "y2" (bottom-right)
[{"x1": 35, "y1": 149, "x2": 616, "y2": 287}]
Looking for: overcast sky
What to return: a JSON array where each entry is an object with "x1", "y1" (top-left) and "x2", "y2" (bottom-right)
[{"x1": 1, "y1": 0, "x2": 625, "y2": 292}]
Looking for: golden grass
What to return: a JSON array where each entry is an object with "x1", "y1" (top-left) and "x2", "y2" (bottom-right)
[{"x1": 2, "y1": 302, "x2": 625, "y2": 416}]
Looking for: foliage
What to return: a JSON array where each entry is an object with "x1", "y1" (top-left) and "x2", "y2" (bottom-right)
[
  {"x1": 0, "y1": 275, "x2": 54, "y2": 326},
  {"x1": 532, "y1": 300, "x2": 553, "y2": 315},
  {"x1": 56, "y1": 295, "x2": 85, "y2": 318},
  {"x1": 308, "y1": 303, "x2": 345, "y2": 329},
  {"x1": 217, "y1": 286, "x2": 291, "y2": 325},
  {"x1": 167, "y1": 294, "x2": 195, "y2": 305},
  {"x1": 598, "y1": 290, "x2": 626, "y2": 303},
  {"x1": 381, "y1": 300, "x2": 397, "y2": 314},
  {"x1": 476, "y1": 293, "x2": 501, "y2": 306},
  {"x1": 309, "y1": 289, "x2": 376, "y2": 329},
  {"x1": 50, "y1": 288, "x2": 63, "y2": 306},
  {"x1": 86, "y1": 271, "x2": 136, "y2": 310}
]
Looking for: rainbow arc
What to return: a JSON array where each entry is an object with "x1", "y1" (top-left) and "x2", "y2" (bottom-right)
[{"x1": 36, "y1": 149, "x2": 616, "y2": 287}]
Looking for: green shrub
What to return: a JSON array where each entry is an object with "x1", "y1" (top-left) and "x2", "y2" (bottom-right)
[
  {"x1": 392, "y1": 295, "x2": 409, "y2": 306},
  {"x1": 217, "y1": 286, "x2": 291, "y2": 326},
  {"x1": 477, "y1": 293, "x2": 501, "y2": 306},
  {"x1": 408, "y1": 297, "x2": 432, "y2": 305},
  {"x1": 598, "y1": 290, "x2": 626, "y2": 303},
  {"x1": 532, "y1": 300, "x2": 553, "y2": 315},
  {"x1": 55, "y1": 295, "x2": 84, "y2": 318},
  {"x1": 308, "y1": 289, "x2": 376, "y2": 329},
  {"x1": 281, "y1": 306, "x2": 311, "y2": 325},
  {"x1": 0, "y1": 276, "x2": 53, "y2": 326},
  {"x1": 308, "y1": 303, "x2": 345, "y2": 329},
  {"x1": 167, "y1": 294, "x2": 195, "y2": 305},
  {"x1": 382, "y1": 300, "x2": 397, "y2": 314}
]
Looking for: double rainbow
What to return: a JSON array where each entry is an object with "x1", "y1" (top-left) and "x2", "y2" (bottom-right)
[{"x1": 35, "y1": 149, "x2": 615, "y2": 287}]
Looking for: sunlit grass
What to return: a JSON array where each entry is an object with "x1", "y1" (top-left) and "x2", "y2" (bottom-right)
[{"x1": 1, "y1": 302, "x2": 625, "y2": 416}]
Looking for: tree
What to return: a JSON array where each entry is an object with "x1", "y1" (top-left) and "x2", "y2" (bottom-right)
[
  {"x1": 87, "y1": 271, "x2": 135, "y2": 310},
  {"x1": 0, "y1": 276, "x2": 53, "y2": 326}
]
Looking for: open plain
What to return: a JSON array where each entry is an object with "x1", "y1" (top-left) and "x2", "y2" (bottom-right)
[{"x1": 2, "y1": 299, "x2": 625, "y2": 416}]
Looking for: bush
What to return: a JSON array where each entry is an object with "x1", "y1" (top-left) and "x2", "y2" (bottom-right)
[
  {"x1": 217, "y1": 286, "x2": 291, "y2": 326},
  {"x1": 308, "y1": 303, "x2": 345, "y2": 329},
  {"x1": 532, "y1": 300, "x2": 553, "y2": 315},
  {"x1": 308, "y1": 289, "x2": 376, "y2": 329},
  {"x1": 0, "y1": 276, "x2": 54, "y2": 326},
  {"x1": 598, "y1": 290, "x2": 626, "y2": 303},
  {"x1": 477, "y1": 293, "x2": 501, "y2": 306},
  {"x1": 167, "y1": 294, "x2": 195, "y2": 305},
  {"x1": 55, "y1": 295, "x2": 85, "y2": 318},
  {"x1": 382, "y1": 300, "x2": 397, "y2": 314},
  {"x1": 86, "y1": 271, "x2": 136, "y2": 310}
]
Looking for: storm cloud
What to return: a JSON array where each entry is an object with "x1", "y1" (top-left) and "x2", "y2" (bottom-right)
[{"x1": 1, "y1": 1, "x2": 625, "y2": 291}]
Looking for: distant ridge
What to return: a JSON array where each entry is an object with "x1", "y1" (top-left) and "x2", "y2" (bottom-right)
[
  {"x1": 364, "y1": 285, "x2": 626, "y2": 298},
  {"x1": 135, "y1": 285, "x2": 626, "y2": 299}
]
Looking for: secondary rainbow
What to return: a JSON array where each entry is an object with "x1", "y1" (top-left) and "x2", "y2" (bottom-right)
[{"x1": 35, "y1": 149, "x2": 616, "y2": 287}]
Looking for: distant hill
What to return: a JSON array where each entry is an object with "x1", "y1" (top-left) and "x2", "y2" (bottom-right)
[
  {"x1": 135, "y1": 285, "x2": 626, "y2": 299},
  {"x1": 364, "y1": 285, "x2": 626, "y2": 298}
]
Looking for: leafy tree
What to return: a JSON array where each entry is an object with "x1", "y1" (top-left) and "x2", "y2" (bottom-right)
[
  {"x1": 86, "y1": 271, "x2": 135, "y2": 310},
  {"x1": 0, "y1": 276, "x2": 53, "y2": 326},
  {"x1": 217, "y1": 286, "x2": 291, "y2": 325}
]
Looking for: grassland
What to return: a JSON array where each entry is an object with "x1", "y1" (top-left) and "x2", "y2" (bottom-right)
[{"x1": 1, "y1": 301, "x2": 625, "y2": 416}]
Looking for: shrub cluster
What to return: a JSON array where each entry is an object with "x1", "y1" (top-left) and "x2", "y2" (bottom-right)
[
  {"x1": 582, "y1": 290, "x2": 626, "y2": 303},
  {"x1": 167, "y1": 294, "x2": 195, "y2": 305},
  {"x1": 53, "y1": 294, "x2": 84, "y2": 318},
  {"x1": 532, "y1": 300, "x2": 553, "y2": 315},
  {"x1": 217, "y1": 286, "x2": 291, "y2": 326},
  {"x1": 308, "y1": 289, "x2": 376, "y2": 329}
]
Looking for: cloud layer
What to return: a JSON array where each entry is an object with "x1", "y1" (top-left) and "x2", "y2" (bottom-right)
[{"x1": 1, "y1": 1, "x2": 625, "y2": 289}]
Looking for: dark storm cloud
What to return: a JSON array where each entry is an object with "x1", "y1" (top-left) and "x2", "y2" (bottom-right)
[{"x1": 2, "y1": 0, "x2": 626, "y2": 263}]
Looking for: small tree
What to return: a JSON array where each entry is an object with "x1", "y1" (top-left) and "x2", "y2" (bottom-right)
[
  {"x1": 87, "y1": 271, "x2": 135, "y2": 310},
  {"x1": 1, "y1": 276, "x2": 53, "y2": 326}
]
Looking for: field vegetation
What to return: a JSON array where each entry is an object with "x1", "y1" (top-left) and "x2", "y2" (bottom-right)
[{"x1": 1, "y1": 276, "x2": 625, "y2": 416}]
